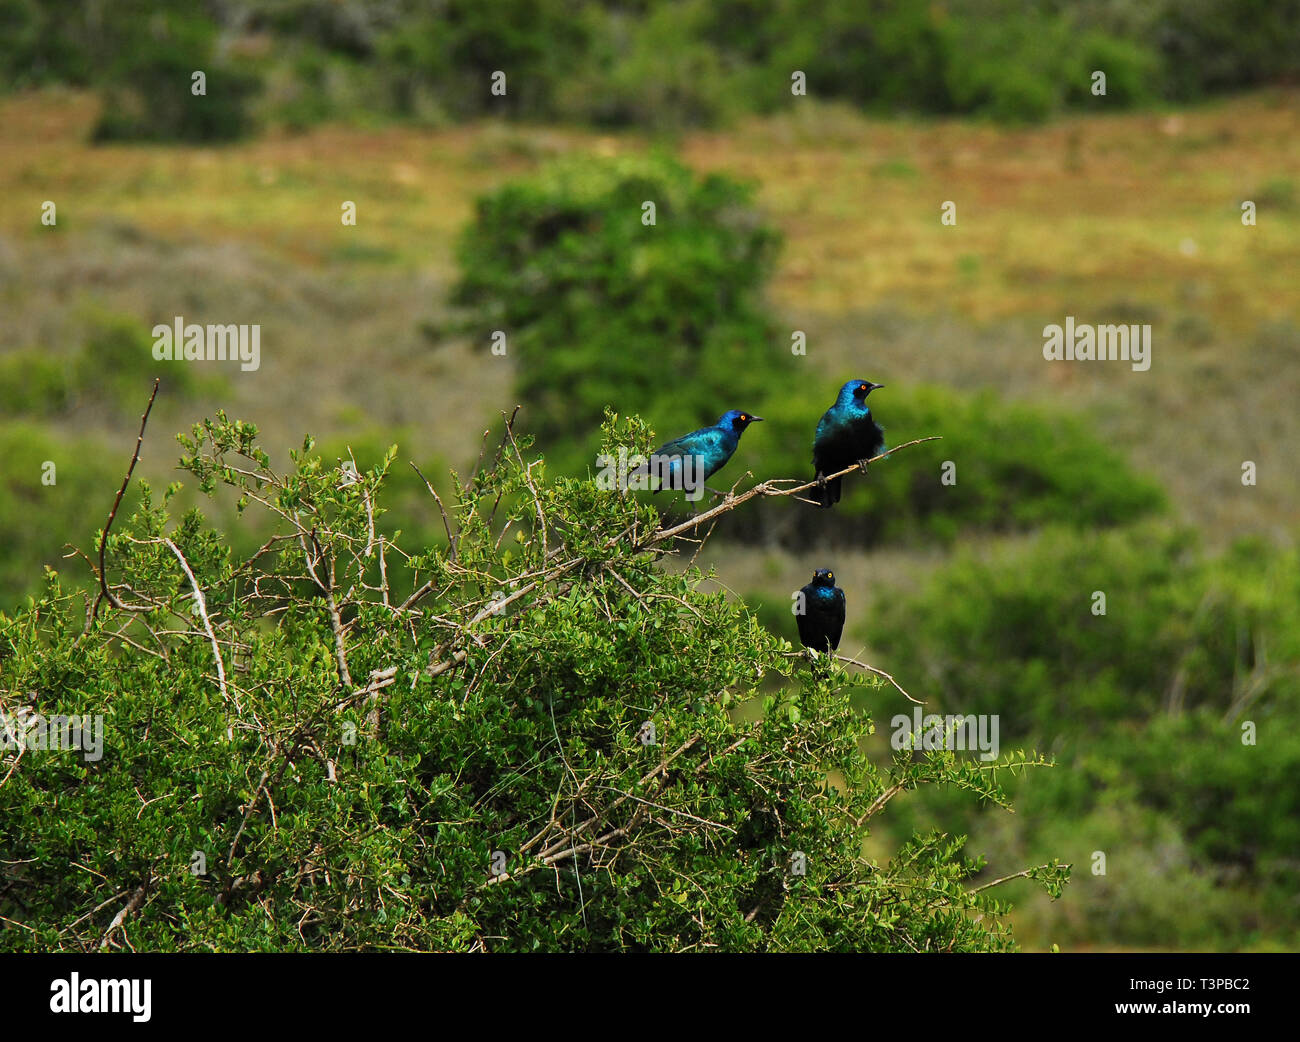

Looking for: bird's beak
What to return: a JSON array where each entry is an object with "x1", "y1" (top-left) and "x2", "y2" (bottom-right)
[
  {"x1": 751, "y1": 415, "x2": 764, "y2": 422},
  {"x1": 868, "y1": 383, "x2": 884, "y2": 391}
]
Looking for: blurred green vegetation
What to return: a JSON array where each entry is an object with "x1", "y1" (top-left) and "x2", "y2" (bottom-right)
[
  {"x1": 714, "y1": 383, "x2": 1167, "y2": 547},
  {"x1": 2, "y1": 0, "x2": 1298, "y2": 138},
  {"x1": 453, "y1": 154, "x2": 784, "y2": 446},
  {"x1": 0, "y1": 308, "x2": 203, "y2": 421},
  {"x1": 0, "y1": 422, "x2": 121, "y2": 609},
  {"x1": 863, "y1": 526, "x2": 1300, "y2": 949},
  {"x1": 870, "y1": 527, "x2": 1300, "y2": 737}
]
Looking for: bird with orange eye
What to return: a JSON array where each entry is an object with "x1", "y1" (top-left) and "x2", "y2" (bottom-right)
[
  {"x1": 637, "y1": 409, "x2": 763, "y2": 496},
  {"x1": 811, "y1": 379, "x2": 886, "y2": 508}
]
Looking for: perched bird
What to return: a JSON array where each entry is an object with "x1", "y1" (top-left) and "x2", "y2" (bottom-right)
[
  {"x1": 811, "y1": 379, "x2": 885, "y2": 508},
  {"x1": 640, "y1": 410, "x2": 762, "y2": 496},
  {"x1": 795, "y1": 568, "x2": 845, "y2": 654}
]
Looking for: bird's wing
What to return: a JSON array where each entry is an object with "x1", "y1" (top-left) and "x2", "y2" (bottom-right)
[
  {"x1": 811, "y1": 405, "x2": 832, "y2": 439},
  {"x1": 653, "y1": 427, "x2": 717, "y2": 459},
  {"x1": 795, "y1": 586, "x2": 816, "y2": 638},
  {"x1": 813, "y1": 409, "x2": 834, "y2": 443},
  {"x1": 812, "y1": 409, "x2": 837, "y2": 466}
]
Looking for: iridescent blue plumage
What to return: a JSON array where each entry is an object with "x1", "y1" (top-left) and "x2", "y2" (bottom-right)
[
  {"x1": 643, "y1": 409, "x2": 762, "y2": 494},
  {"x1": 796, "y1": 568, "x2": 846, "y2": 653},
  {"x1": 811, "y1": 379, "x2": 885, "y2": 508}
]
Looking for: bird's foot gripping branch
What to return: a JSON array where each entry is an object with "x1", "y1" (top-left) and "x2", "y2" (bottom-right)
[{"x1": 0, "y1": 407, "x2": 1067, "y2": 952}]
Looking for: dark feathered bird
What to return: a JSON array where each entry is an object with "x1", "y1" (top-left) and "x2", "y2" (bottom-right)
[
  {"x1": 795, "y1": 568, "x2": 845, "y2": 654},
  {"x1": 811, "y1": 379, "x2": 885, "y2": 508},
  {"x1": 640, "y1": 409, "x2": 762, "y2": 497}
]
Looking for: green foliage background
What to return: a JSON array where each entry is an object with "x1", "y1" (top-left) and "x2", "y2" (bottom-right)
[{"x1": 2, "y1": 1, "x2": 1298, "y2": 137}]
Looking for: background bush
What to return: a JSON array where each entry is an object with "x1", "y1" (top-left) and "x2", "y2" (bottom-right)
[
  {"x1": 453, "y1": 153, "x2": 785, "y2": 447},
  {"x1": 0, "y1": 423, "x2": 121, "y2": 610},
  {"x1": 90, "y1": 6, "x2": 261, "y2": 143},
  {"x1": 856, "y1": 527, "x2": 1300, "y2": 949},
  {"x1": 3, "y1": 0, "x2": 1296, "y2": 138}
]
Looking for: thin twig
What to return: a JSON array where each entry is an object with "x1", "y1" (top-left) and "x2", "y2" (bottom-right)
[
  {"x1": 834, "y1": 652, "x2": 924, "y2": 705},
  {"x1": 410, "y1": 461, "x2": 458, "y2": 562},
  {"x1": 781, "y1": 648, "x2": 925, "y2": 705},
  {"x1": 94, "y1": 378, "x2": 161, "y2": 618},
  {"x1": 969, "y1": 864, "x2": 1056, "y2": 895},
  {"x1": 856, "y1": 780, "x2": 907, "y2": 827}
]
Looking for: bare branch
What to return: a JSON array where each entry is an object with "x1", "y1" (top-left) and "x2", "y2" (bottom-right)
[
  {"x1": 833, "y1": 652, "x2": 924, "y2": 705},
  {"x1": 641, "y1": 436, "x2": 941, "y2": 547},
  {"x1": 969, "y1": 864, "x2": 1058, "y2": 895},
  {"x1": 157, "y1": 536, "x2": 238, "y2": 723},
  {"x1": 99, "y1": 876, "x2": 154, "y2": 950},
  {"x1": 94, "y1": 378, "x2": 161, "y2": 618},
  {"x1": 856, "y1": 780, "x2": 908, "y2": 827},
  {"x1": 410, "y1": 461, "x2": 458, "y2": 563}
]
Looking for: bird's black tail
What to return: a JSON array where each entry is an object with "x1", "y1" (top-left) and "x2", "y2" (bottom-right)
[{"x1": 813, "y1": 475, "x2": 842, "y2": 509}]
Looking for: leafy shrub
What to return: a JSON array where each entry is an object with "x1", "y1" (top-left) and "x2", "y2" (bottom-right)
[
  {"x1": 940, "y1": 4, "x2": 1160, "y2": 121},
  {"x1": 1063, "y1": 29, "x2": 1161, "y2": 108},
  {"x1": 1154, "y1": 0, "x2": 1300, "y2": 99},
  {"x1": 310, "y1": 427, "x2": 453, "y2": 604},
  {"x1": 91, "y1": 7, "x2": 260, "y2": 143},
  {"x1": 454, "y1": 154, "x2": 785, "y2": 449},
  {"x1": 377, "y1": 0, "x2": 588, "y2": 122},
  {"x1": 864, "y1": 524, "x2": 1300, "y2": 736},
  {"x1": 772, "y1": 0, "x2": 962, "y2": 114},
  {"x1": 0, "y1": 0, "x2": 100, "y2": 87},
  {"x1": 1097, "y1": 711, "x2": 1300, "y2": 882},
  {"x1": 4, "y1": 0, "x2": 1291, "y2": 130},
  {"x1": 0, "y1": 412, "x2": 1065, "y2": 951},
  {"x1": 560, "y1": 0, "x2": 747, "y2": 129}
]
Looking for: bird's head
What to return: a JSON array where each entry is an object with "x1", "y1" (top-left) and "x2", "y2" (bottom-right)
[
  {"x1": 843, "y1": 379, "x2": 884, "y2": 404},
  {"x1": 811, "y1": 568, "x2": 837, "y2": 588},
  {"x1": 720, "y1": 410, "x2": 763, "y2": 433}
]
